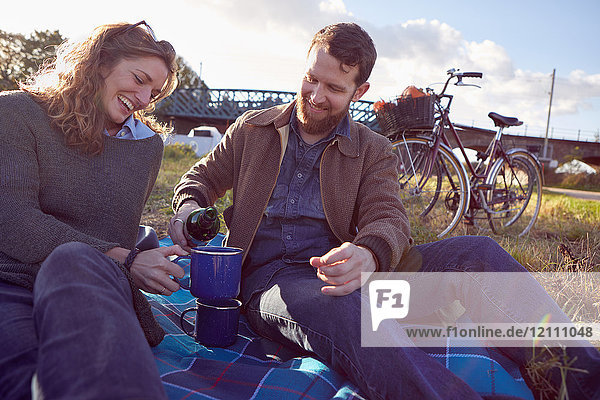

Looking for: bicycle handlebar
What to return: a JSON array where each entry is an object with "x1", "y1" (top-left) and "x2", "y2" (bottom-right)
[
  {"x1": 436, "y1": 69, "x2": 484, "y2": 97},
  {"x1": 458, "y1": 72, "x2": 483, "y2": 78},
  {"x1": 446, "y1": 68, "x2": 483, "y2": 79}
]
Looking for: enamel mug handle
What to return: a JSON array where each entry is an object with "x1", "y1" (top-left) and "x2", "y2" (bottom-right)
[
  {"x1": 180, "y1": 307, "x2": 197, "y2": 337},
  {"x1": 172, "y1": 255, "x2": 191, "y2": 290}
]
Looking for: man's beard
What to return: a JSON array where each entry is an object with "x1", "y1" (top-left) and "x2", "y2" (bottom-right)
[{"x1": 295, "y1": 95, "x2": 350, "y2": 137}]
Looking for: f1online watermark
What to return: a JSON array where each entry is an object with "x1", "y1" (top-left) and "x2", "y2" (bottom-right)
[{"x1": 360, "y1": 271, "x2": 600, "y2": 348}]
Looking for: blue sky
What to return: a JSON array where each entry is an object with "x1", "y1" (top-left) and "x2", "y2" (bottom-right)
[
  {"x1": 346, "y1": 0, "x2": 599, "y2": 74},
  {"x1": 2, "y1": 0, "x2": 598, "y2": 141},
  {"x1": 341, "y1": 0, "x2": 600, "y2": 140}
]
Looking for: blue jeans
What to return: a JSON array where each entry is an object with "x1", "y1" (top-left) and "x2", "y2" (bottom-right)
[
  {"x1": 242, "y1": 236, "x2": 600, "y2": 400},
  {"x1": 0, "y1": 242, "x2": 166, "y2": 399}
]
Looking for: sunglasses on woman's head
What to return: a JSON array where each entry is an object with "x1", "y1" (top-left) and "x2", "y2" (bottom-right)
[
  {"x1": 119, "y1": 20, "x2": 175, "y2": 59},
  {"x1": 123, "y1": 20, "x2": 157, "y2": 41}
]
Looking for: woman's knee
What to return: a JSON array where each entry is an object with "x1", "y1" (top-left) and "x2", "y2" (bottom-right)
[
  {"x1": 36, "y1": 242, "x2": 121, "y2": 288},
  {"x1": 42, "y1": 242, "x2": 97, "y2": 269},
  {"x1": 0, "y1": 284, "x2": 38, "y2": 399}
]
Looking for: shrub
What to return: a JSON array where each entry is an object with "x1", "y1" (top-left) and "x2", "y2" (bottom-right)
[
  {"x1": 543, "y1": 169, "x2": 562, "y2": 186},
  {"x1": 163, "y1": 143, "x2": 198, "y2": 161},
  {"x1": 544, "y1": 168, "x2": 600, "y2": 192},
  {"x1": 559, "y1": 173, "x2": 600, "y2": 192}
]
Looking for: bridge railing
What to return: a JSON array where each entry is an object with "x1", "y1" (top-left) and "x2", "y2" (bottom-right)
[{"x1": 156, "y1": 88, "x2": 379, "y2": 130}]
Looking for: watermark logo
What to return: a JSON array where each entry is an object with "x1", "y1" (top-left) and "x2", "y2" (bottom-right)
[
  {"x1": 362, "y1": 272, "x2": 600, "y2": 348},
  {"x1": 368, "y1": 279, "x2": 410, "y2": 331}
]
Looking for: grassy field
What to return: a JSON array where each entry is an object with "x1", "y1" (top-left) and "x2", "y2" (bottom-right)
[{"x1": 141, "y1": 143, "x2": 231, "y2": 238}]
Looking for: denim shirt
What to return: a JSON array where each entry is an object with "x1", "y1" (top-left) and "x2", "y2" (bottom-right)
[
  {"x1": 243, "y1": 109, "x2": 350, "y2": 276},
  {"x1": 103, "y1": 115, "x2": 155, "y2": 140}
]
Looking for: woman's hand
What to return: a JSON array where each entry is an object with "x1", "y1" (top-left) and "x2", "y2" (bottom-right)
[{"x1": 129, "y1": 245, "x2": 188, "y2": 295}]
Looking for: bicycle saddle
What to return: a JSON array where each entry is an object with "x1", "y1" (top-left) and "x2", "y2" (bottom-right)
[{"x1": 488, "y1": 112, "x2": 523, "y2": 128}]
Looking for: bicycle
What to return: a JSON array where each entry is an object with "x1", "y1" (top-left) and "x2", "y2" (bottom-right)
[{"x1": 375, "y1": 69, "x2": 543, "y2": 238}]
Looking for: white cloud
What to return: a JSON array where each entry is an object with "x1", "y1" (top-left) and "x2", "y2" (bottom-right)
[
  {"x1": 165, "y1": 0, "x2": 348, "y2": 92},
  {"x1": 168, "y1": 1, "x2": 600, "y2": 136},
  {"x1": 2, "y1": 0, "x2": 597, "y2": 137},
  {"x1": 354, "y1": 17, "x2": 599, "y2": 135},
  {"x1": 319, "y1": 0, "x2": 353, "y2": 15},
  {"x1": 373, "y1": 19, "x2": 463, "y2": 64}
]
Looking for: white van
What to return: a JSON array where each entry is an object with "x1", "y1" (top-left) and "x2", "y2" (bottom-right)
[{"x1": 168, "y1": 126, "x2": 223, "y2": 157}]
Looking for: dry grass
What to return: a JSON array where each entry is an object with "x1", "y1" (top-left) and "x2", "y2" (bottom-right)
[
  {"x1": 408, "y1": 190, "x2": 600, "y2": 272},
  {"x1": 524, "y1": 347, "x2": 590, "y2": 400},
  {"x1": 141, "y1": 143, "x2": 201, "y2": 238},
  {"x1": 141, "y1": 143, "x2": 231, "y2": 238}
]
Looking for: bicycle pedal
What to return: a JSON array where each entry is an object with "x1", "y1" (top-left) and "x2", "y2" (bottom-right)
[{"x1": 475, "y1": 184, "x2": 492, "y2": 191}]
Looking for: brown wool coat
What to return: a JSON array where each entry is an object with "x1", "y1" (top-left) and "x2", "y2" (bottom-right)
[{"x1": 173, "y1": 102, "x2": 412, "y2": 272}]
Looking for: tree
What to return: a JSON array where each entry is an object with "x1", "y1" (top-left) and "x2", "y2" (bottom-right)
[
  {"x1": 176, "y1": 56, "x2": 208, "y2": 89},
  {"x1": 0, "y1": 29, "x2": 207, "y2": 92},
  {"x1": 0, "y1": 29, "x2": 65, "y2": 91}
]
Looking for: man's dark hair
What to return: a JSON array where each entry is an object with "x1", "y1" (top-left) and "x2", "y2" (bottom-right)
[{"x1": 308, "y1": 22, "x2": 377, "y2": 86}]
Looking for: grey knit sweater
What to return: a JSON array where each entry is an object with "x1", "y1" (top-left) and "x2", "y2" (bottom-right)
[{"x1": 0, "y1": 91, "x2": 165, "y2": 346}]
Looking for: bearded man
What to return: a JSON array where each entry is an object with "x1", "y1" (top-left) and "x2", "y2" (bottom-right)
[{"x1": 169, "y1": 23, "x2": 600, "y2": 400}]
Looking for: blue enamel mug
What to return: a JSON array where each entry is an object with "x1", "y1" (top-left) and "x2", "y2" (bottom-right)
[
  {"x1": 174, "y1": 246, "x2": 243, "y2": 299},
  {"x1": 180, "y1": 298, "x2": 242, "y2": 347}
]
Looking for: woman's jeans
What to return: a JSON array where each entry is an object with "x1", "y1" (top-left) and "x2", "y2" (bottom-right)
[
  {"x1": 242, "y1": 236, "x2": 600, "y2": 400},
  {"x1": 0, "y1": 242, "x2": 166, "y2": 400}
]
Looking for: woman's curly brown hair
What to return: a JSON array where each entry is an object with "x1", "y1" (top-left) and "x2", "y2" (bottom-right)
[{"x1": 21, "y1": 22, "x2": 179, "y2": 155}]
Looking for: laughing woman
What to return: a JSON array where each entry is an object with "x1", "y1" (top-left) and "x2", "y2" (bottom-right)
[{"x1": 0, "y1": 22, "x2": 186, "y2": 399}]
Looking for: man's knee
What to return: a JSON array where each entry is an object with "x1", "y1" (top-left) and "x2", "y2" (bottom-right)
[
  {"x1": 454, "y1": 236, "x2": 525, "y2": 272},
  {"x1": 421, "y1": 236, "x2": 526, "y2": 272},
  {"x1": 448, "y1": 235, "x2": 500, "y2": 253},
  {"x1": 254, "y1": 280, "x2": 361, "y2": 329}
]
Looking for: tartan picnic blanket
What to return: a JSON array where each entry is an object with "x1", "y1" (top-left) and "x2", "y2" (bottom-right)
[{"x1": 148, "y1": 237, "x2": 534, "y2": 399}]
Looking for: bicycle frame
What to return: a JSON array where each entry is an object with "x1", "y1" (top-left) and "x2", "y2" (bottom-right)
[
  {"x1": 387, "y1": 69, "x2": 542, "y2": 237},
  {"x1": 438, "y1": 116, "x2": 521, "y2": 214},
  {"x1": 400, "y1": 85, "x2": 525, "y2": 216}
]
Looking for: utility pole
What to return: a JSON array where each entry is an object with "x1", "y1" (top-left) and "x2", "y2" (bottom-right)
[{"x1": 542, "y1": 69, "x2": 555, "y2": 160}]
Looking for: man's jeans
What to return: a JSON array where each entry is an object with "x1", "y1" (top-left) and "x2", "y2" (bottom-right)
[
  {"x1": 0, "y1": 242, "x2": 166, "y2": 400},
  {"x1": 242, "y1": 236, "x2": 600, "y2": 400}
]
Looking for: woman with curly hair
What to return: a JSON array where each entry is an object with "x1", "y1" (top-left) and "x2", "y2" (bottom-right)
[{"x1": 0, "y1": 21, "x2": 185, "y2": 399}]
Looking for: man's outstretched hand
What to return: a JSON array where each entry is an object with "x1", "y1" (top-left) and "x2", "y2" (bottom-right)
[
  {"x1": 310, "y1": 242, "x2": 377, "y2": 296},
  {"x1": 168, "y1": 200, "x2": 200, "y2": 251}
]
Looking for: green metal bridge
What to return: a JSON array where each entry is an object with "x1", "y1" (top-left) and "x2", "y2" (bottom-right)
[
  {"x1": 155, "y1": 88, "x2": 379, "y2": 131},
  {"x1": 155, "y1": 88, "x2": 600, "y2": 165}
]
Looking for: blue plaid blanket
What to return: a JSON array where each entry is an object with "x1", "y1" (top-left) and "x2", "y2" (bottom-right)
[{"x1": 149, "y1": 237, "x2": 533, "y2": 399}]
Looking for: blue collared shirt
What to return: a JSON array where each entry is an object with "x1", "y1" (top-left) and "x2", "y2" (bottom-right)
[
  {"x1": 243, "y1": 108, "x2": 350, "y2": 274},
  {"x1": 104, "y1": 115, "x2": 155, "y2": 140}
]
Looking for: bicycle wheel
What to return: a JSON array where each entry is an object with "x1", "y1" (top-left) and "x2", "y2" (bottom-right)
[
  {"x1": 484, "y1": 151, "x2": 542, "y2": 236},
  {"x1": 391, "y1": 137, "x2": 470, "y2": 238}
]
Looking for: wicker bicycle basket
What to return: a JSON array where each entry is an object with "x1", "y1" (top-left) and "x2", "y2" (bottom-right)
[{"x1": 375, "y1": 95, "x2": 435, "y2": 134}]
